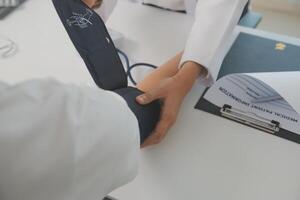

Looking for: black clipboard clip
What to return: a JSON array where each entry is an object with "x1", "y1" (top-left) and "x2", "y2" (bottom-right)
[{"x1": 221, "y1": 104, "x2": 280, "y2": 134}]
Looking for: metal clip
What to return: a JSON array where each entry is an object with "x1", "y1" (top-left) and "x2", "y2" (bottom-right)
[{"x1": 221, "y1": 104, "x2": 280, "y2": 134}]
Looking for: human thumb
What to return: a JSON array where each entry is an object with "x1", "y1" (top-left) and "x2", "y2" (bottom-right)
[{"x1": 136, "y1": 89, "x2": 159, "y2": 105}]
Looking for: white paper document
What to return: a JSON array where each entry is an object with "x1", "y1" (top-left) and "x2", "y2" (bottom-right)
[{"x1": 204, "y1": 73, "x2": 300, "y2": 134}]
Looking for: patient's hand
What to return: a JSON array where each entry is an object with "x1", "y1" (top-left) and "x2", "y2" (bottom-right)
[{"x1": 137, "y1": 61, "x2": 203, "y2": 148}]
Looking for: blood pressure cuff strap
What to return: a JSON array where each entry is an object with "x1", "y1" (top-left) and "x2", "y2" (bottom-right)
[
  {"x1": 53, "y1": 0, "x2": 127, "y2": 90},
  {"x1": 115, "y1": 87, "x2": 161, "y2": 143},
  {"x1": 52, "y1": 0, "x2": 161, "y2": 144}
]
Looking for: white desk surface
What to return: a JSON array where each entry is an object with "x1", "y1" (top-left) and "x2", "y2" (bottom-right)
[
  {"x1": 1, "y1": 1, "x2": 300, "y2": 200},
  {"x1": 108, "y1": 2, "x2": 300, "y2": 200},
  {"x1": 0, "y1": 0, "x2": 93, "y2": 85}
]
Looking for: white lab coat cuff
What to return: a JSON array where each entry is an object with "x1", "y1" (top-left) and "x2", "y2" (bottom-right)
[{"x1": 180, "y1": 55, "x2": 215, "y2": 87}]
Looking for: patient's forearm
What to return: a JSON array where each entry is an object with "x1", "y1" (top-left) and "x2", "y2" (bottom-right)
[{"x1": 137, "y1": 52, "x2": 183, "y2": 92}]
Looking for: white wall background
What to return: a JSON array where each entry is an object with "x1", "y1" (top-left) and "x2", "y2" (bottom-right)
[
  {"x1": 252, "y1": 0, "x2": 300, "y2": 14},
  {"x1": 251, "y1": 0, "x2": 300, "y2": 38}
]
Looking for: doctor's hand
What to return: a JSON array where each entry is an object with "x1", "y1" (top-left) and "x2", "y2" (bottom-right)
[{"x1": 137, "y1": 61, "x2": 203, "y2": 148}]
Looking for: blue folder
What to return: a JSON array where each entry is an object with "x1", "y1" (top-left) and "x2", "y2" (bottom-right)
[{"x1": 195, "y1": 33, "x2": 300, "y2": 144}]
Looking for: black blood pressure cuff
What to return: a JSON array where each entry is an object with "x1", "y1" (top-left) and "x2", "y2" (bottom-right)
[
  {"x1": 115, "y1": 87, "x2": 161, "y2": 143},
  {"x1": 52, "y1": 0, "x2": 161, "y2": 144}
]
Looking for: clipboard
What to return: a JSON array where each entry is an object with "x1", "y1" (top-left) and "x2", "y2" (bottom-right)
[
  {"x1": 195, "y1": 33, "x2": 300, "y2": 144},
  {"x1": 196, "y1": 88, "x2": 300, "y2": 144}
]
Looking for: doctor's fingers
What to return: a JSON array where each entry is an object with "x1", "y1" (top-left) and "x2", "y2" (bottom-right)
[
  {"x1": 159, "y1": 96, "x2": 181, "y2": 129},
  {"x1": 141, "y1": 110, "x2": 176, "y2": 148},
  {"x1": 136, "y1": 86, "x2": 166, "y2": 105},
  {"x1": 141, "y1": 97, "x2": 180, "y2": 148}
]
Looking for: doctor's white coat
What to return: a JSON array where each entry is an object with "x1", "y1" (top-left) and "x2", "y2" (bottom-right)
[
  {"x1": 0, "y1": 0, "x2": 247, "y2": 199},
  {"x1": 0, "y1": 1, "x2": 140, "y2": 200},
  {"x1": 0, "y1": 79, "x2": 140, "y2": 200},
  {"x1": 98, "y1": 0, "x2": 248, "y2": 83}
]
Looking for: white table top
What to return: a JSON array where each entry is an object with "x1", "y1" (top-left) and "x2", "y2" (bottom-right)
[
  {"x1": 1, "y1": 1, "x2": 300, "y2": 200},
  {"x1": 107, "y1": 2, "x2": 300, "y2": 200},
  {"x1": 0, "y1": 0, "x2": 93, "y2": 86}
]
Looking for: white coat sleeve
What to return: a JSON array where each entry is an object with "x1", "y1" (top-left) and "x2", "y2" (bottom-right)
[
  {"x1": 0, "y1": 79, "x2": 140, "y2": 200},
  {"x1": 181, "y1": 0, "x2": 248, "y2": 83}
]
